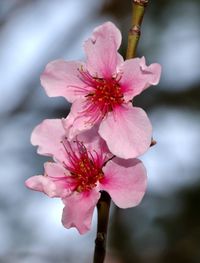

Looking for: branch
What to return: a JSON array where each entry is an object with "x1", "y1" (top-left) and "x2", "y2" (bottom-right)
[
  {"x1": 126, "y1": 0, "x2": 149, "y2": 59},
  {"x1": 93, "y1": 191, "x2": 111, "y2": 263}
]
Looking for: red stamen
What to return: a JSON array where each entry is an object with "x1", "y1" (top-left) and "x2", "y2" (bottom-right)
[
  {"x1": 78, "y1": 68, "x2": 124, "y2": 122},
  {"x1": 61, "y1": 139, "x2": 104, "y2": 193}
]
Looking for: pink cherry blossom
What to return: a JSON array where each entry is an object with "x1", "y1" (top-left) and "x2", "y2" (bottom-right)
[
  {"x1": 25, "y1": 119, "x2": 147, "y2": 234},
  {"x1": 41, "y1": 21, "x2": 161, "y2": 159}
]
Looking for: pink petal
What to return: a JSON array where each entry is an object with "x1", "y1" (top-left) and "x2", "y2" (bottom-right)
[
  {"x1": 99, "y1": 105, "x2": 152, "y2": 159},
  {"x1": 25, "y1": 163, "x2": 71, "y2": 198},
  {"x1": 31, "y1": 119, "x2": 66, "y2": 161},
  {"x1": 25, "y1": 175, "x2": 58, "y2": 197},
  {"x1": 62, "y1": 99, "x2": 94, "y2": 140},
  {"x1": 41, "y1": 60, "x2": 87, "y2": 103},
  {"x1": 100, "y1": 158, "x2": 147, "y2": 208},
  {"x1": 118, "y1": 57, "x2": 161, "y2": 101},
  {"x1": 84, "y1": 21, "x2": 123, "y2": 78},
  {"x1": 63, "y1": 114, "x2": 112, "y2": 166},
  {"x1": 44, "y1": 162, "x2": 72, "y2": 198},
  {"x1": 44, "y1": 162, "x2": 69, "y2": 178},
  {"x1": 76, "y1": 126, "x2": 113, "y2": 165},
  {"x1": 62, "y1": 190, "x2": 100, "y2": 234}
]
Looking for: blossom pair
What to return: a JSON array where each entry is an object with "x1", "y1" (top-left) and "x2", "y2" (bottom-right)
[{"x1": 25, "y1": 22, "x2": 161, "y2": 234}]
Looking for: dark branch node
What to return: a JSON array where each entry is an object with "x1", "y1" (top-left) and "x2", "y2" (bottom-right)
[{"x1": 129, "y1": 25, "x2": 141, "y2": 36}]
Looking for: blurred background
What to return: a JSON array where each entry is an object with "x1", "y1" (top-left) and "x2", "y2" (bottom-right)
[{"x1": 0, "y1": 0, "x2": 200, "y2": 262}]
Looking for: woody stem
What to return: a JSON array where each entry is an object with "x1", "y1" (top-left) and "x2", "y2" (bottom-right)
[
  {"x1": 93, "y1": 191, "x2": 111, "y2": 263},
  {"x1": 126, "y1": 0, "x2": 149, "y2": 59}
]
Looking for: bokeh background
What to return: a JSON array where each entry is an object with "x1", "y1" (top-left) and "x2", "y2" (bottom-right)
[{"x1": 1, "y1": 0, "x2": 200, "y2": 262}]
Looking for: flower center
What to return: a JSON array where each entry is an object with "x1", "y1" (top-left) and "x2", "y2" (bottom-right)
[
  {"x1": 62, "y1": 139, "x2": 104, "y2": 192},
  {"x1": 86, "y1": 77, "x2": 124, "y2": 114},
  {"x1": 78, "y1": 69, "x2": 124, "y2": 121}
]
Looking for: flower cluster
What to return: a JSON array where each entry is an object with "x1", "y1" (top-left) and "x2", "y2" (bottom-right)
[{"x1": 25, "y1": 22, "x2": 161, "y2": 234}]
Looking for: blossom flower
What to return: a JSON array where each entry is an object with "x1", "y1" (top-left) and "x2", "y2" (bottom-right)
[
  {"x1": 41, "y1": 21, "x2": 161, "y2": 159},
  {"x1": 25, "y1": 119, "x2": 147, "y2": 234}
]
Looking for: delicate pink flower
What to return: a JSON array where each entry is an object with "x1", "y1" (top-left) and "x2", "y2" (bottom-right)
[
  {"x1": 41, "y1": 22, "x2": 161, "y2": 159},
  {"x1": 25, "y1": 119, "x2": 147, "y2": 234}
]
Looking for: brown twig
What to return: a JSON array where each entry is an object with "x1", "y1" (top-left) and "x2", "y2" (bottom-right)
[{"x1": 93, "y1": 191, "x2": 111, "y2": 263}]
